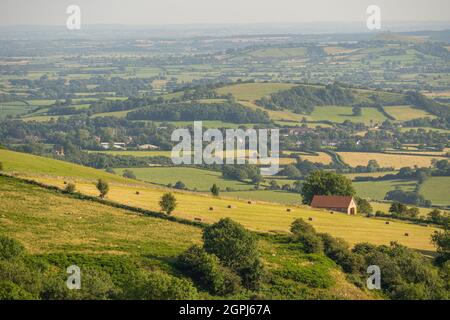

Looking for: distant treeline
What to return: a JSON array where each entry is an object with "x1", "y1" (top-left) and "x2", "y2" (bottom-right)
[
  {"x1": 127, "y1": 102, "x2": 270, "y2": 123},
  {"x1": 256, "y1": 83, "x2": 355, "y2": 114}
]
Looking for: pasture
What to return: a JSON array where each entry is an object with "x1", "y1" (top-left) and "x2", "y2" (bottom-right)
[
  {"x1": 353, "y1": 179, "x2": 417, "y2": 201},
  {"x1": 306, "y1": 106, "x2": 387, "y2": 125},
  {"x1": 216, "y1": 83, "x2": 295, "y2": 101},
  {"x1": 383, "y1": 105, "x2": 436, "y2": 121},
  {"x1": 115, "y1": 167, "x2": 256, "y2": 191},
  {"x1": 420, "y1": 176, "x2": 450, "y2": 206}
]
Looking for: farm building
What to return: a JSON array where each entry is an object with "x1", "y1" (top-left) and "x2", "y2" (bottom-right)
[{"x1": 311, "y1": 195, "x2": 357, "y2": 215}]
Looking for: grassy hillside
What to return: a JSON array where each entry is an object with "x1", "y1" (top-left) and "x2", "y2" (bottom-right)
[
  {"x1": 0, "y1": 149, "x2": 133, "y2": 184},
  {"x1": 0, "y1": 149, "x2": 439, "y2": 251},
  {"x1": 0, "y1": 175, "x2": 372, "y2": 300}
]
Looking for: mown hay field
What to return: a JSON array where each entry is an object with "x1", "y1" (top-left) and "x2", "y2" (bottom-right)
[
  {"x1": 337, "y1": 152, "x2": 447, "y2": 169},
  {"x1": 1, "y1": 149, "x2": 440, "y2": 250}
]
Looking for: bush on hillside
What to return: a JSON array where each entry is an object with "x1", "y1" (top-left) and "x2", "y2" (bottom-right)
[
  {"x1": 203, "y1": 218, "x2": 263, "y2": 290},
  {"x1": 177, "y1": 245, "x2": 241, "y2": 295}
]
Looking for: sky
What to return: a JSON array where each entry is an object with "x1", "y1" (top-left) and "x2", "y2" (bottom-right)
[{"x1": 0, "y1": 0, "x2": 449, "y2": 26}]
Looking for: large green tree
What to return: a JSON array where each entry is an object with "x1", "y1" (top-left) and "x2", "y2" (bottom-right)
[{"x1": 300, "y1": 171, "x2": 355, "y2": 205}]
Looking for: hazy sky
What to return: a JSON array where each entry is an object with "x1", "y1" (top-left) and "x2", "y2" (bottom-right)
[{"x1": 0, "y1": 0, "x2": 449, "y2": 26}]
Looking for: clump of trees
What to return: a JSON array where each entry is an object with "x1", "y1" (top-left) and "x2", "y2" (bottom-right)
[
  {"x1": 288, "y1": 219, "x2": 449, "y2": 299},
  {"x1": 127, "y1": 102, "x2": 270, "y2": 124},
  {"x1": 222, "y1": 164, "x2": 262, "y2": 184},
  {"x1": 388, "y1": 202, "x2": 420, "y2": 217},
  {"x1": 256, "y1": 83, "x2": 354, "y2": 114}
]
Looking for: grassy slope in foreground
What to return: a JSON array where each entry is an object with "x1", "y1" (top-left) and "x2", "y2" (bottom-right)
[
  {"x1": 0, "y1": 175, "x2": 372, "y2": 300},
  {"x1": 0, "y1": 149, "x2": 439, "y2": 251}
]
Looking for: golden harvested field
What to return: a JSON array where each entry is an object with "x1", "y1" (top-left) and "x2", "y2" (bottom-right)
[
  {"x1": 299, "y1": 152, "x2": 333, "y2": 164},
  {"x1": 337, "y1": 152, "x2": 447, "y2": 169},
  {"x1": 14, "y1": 173, "x2": 438, "y2": 251}
]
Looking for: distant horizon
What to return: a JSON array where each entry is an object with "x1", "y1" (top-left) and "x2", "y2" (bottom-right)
[{"x1": 1, "y1": 0, "x2": 449, "y2": 26}]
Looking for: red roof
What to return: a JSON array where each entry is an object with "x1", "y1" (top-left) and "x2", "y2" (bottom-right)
[{"x1": 311, "y1": 195, "x2": 354, "y2": 209}]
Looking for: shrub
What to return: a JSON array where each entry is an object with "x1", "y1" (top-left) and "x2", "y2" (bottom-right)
[
  {"x1": 0, "y1": 236, "x2": 24, "y2": 260},
  {"x1": 297, "y1": 233, "x2": 323, "y2": 254},
  {"x1": 355, "y1": 197, "x2": 373, "y2": 214},
  {"x1": 123, "y1": 271, "x2": 198, "y2": 300},
  {"x1": 290, "y1": 218, "x2": 316, "y2": 235},
  {"x1": 177, "y1": 245, "x2": 241, "y2": 295},
  {"x1": 96, "y1": 179, "x2": 109, "y2": 198},
  {"x1": 0, "y1": 280, "x2": 36, "y2": 300},
  {"x1": 159, "y1": 193, "x2": 177, "y2": 214},
  {"x1": 0, "y1": 161, "x2": 3, "y2": 171},
  {"x1": 321, "y1": 233, "x2": 364, "y2": 273},
  {"x1": 64, "y1": 183, "x2": 76, "y2": 193},
  {"x1": 203, "y1": 218, "x2": 263, "y2": 289},
  {"x1": 174, "y1": 181, "x2": 187, "y2": 190},
  {"x1": 210, "y1": 184, "x2": 220, "y2": 196},
  {"x1": 122, "y1": 169, "x2": 136, "y2": 180}
]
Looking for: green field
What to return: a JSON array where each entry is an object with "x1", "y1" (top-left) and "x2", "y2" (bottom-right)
[
  {"x1": 307, "y1": 106, "x2": 387, "y2": 125},
  {"x1": 216, "y1": 83, "x2": 296, "y2": 101},
  {"x1": 420, "y1": 176, "x2": 450, "y2": 206},
  {"x1": 353, "y1": 179, "x2": 417, "y2": 201},
  {"x1": 383, "y1": 105, "x2": 436, "y2": 121},
  {"x1": 116, "y1": 167, "x2": 256, "y2": 191}
]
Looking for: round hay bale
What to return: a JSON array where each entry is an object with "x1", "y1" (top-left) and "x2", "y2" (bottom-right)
[
  {"x1": 330, "y1": 211, "x2": 334, "y2": 214},
  {"x1": 209, "y1": 207, "x2": 214, "y2": 211},
  {"x1": 248, "y1": 201, "x2": 252, "y2": 204},
  {"x1": 194, "y1": 218, "x2": 202, "y2": 222},
  {"x1": 135, "y1": 191, "x2": 140, "y2": 195},
  {"x1": 308, "y1": 217, "x2": 313, "y2": 221},
  {"x1": 286, "y1": 208, "x2": 291, "y2": 212},
  {"x1": 404, "y1": 233, "x2": 409, "y2": 237},
  {"x1": 385, "y1": 221, "x2": 390, "y2": 225},
  {"x1": 227, "y1": 205, "x2": 233, "y2": 209}
]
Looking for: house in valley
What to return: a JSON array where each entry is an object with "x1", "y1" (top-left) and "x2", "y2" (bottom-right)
[{"x1": 311, "y1": 195, "x2": 357, "y2": 215}]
